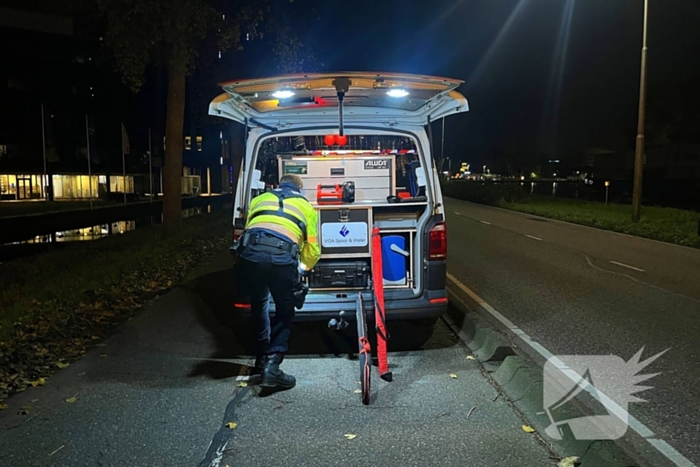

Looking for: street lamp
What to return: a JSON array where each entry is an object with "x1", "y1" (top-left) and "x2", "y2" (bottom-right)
[{"x1": 632, "y1": 0, "x2": 649, "y2": 222}]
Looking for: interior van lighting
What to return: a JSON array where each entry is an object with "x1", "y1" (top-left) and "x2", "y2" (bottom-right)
[
  {"x1": 387, "y1": 89, "x2": 409, "y2": 98},
  {"x1": 272, "y1": 90, "x2": 295, "y2": 99}
]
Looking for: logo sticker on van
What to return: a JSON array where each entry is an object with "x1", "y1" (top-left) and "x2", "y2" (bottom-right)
[
  {"x1": 322, "y1": 222, "x2": 368, "y2": 247},
  {"x1": 364, "y1": 159, "x2": 389, "y2": 170}
]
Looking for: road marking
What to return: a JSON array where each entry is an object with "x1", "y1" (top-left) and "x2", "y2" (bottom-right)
[
  {"x1": 454, "y1": 211, "x2": 461, "y2": 215},
  {"x1": 480, "y1": 220, "x2": 491, "y2": 225},
  {"x1": 446, "y1": 272, "x2": 697, "y2": 467},
  {"x1": 609, "y1": 261, "x2": 645, "y2": 272},
  {"x1": 525, "y1": 235, "x2": 542, "y2": 241}
]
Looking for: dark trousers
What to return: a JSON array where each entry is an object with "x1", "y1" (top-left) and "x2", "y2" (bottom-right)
[{"x1": 236, "y1": 257, "x2": 298, "y2": 356}]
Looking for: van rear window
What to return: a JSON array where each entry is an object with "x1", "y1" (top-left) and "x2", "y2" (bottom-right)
[{"x1": 254, "y1": 135, "x2": 423, "y2": 203}]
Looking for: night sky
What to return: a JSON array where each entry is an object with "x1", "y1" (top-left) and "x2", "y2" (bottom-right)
[{"x1": 232, "y1": 0, "x2": 700, "y2": 170}]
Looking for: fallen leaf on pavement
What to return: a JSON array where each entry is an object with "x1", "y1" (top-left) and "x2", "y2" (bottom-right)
[
  {"x1": 558, "y1": 456, "x2": 581, "y2": 467},
  {"x1": 344, "y1": 434, "x2": 357, "y2": 440},
  {"x1": 99, "y1": 353, "x2": 107, "y2": 358},
  {"x1": 65, "y1": 397, "x2": 76, "y2": 403},
  {"x1": 30, "y1": 378, "x2": 46, "y2": 387},
  {"x1": 225, "y1": 422, "x2": 238, "y2": 429},
  {"x1": 31, "y1": 399, "x2": 39, "y2": 403},
  {"x1": 466, "y1": 355, "x2": 476, "y2": 360},
  {"x1": 20, "y1": 405, "x2": 31, "y2": 410},
  {"x1": 449, "y1": 373, "x2": 457, "y2": 379},
  {"x1": 238, "y1": 382, "x2": 247, "y2": 388},
  {"x1": 91, "y1": 336, "x2": 99, "y2": 340},
  {"x1": 56, "y1": 362, "x2": 70, "y2": 369},
  {"x1": 0, "y1": 403, "x2": 8, "y2": 410},
  {"x1": 521, "y1": 425, "x2": 535, "y2": 433}
]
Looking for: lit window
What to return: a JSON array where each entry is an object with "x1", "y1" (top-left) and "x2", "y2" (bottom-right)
[
  {"x1": 196, "y1": 136, "x2": 203, "y2": 152},
  {"x1": 185, "y1": 136, "x2": 192, "y2": 150}
]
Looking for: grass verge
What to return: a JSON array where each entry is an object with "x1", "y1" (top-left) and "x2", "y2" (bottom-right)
[
  {"x1": 0, "y1": 211, "x2": 232, "y2": 402},
  {"x1": 501, "y1": 197, "x2": 700, "y2": 248},
  {"x1": 441, "y1": 181, "x2": 700, "y2": 248}
]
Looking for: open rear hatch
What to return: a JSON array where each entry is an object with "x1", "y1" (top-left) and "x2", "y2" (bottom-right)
[{"x1": 209, "y1": 72, "x2": 468, "y2": 128}]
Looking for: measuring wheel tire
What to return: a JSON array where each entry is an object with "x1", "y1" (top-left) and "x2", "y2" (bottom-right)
[{"x1": 356, "y1": 298, "x2": 371, "y2": 406}]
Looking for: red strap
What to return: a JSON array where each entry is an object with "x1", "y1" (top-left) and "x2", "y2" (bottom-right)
[{"x1": 372, "y1": 227, "x2": 391, "y2": 381}]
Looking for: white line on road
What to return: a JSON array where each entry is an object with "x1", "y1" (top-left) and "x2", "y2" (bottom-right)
[
  {"x1": 525, "y1": 235, "x2": 542, "y2": 241},
  {"x1": 480, "y1": 220, "x2": 491, "y2": 225},
  {"x1": 446, "y1": 272, "x2": 697, "y2": 467},
  {"x1": 609, "y1": 261, "x2": 645, "y2": 272}
]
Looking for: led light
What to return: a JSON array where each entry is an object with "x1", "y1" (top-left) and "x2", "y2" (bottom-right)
[
  {"x1": 386, "y1": 89, "x2": 409, "y2": 98},
  {"x1": 272, "y1": 90, "x2": 295, "y2": 99}
]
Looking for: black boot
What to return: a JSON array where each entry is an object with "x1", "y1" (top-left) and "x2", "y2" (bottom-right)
[{"x1": 260, "y1": 353, "x2": 296, "y2": 390}]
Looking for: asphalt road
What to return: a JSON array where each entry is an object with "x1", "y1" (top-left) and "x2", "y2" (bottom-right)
[
  {"x1": 0, "y1": 249, "x2": 555, "y2": 467},
  {"x1": 444, "y1": 197, "x2": 700, "y2": 466}
]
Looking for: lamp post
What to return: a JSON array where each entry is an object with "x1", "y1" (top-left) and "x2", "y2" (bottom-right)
[{"x1": 631, "y1": 0, "x2": 649, "y2": 222}]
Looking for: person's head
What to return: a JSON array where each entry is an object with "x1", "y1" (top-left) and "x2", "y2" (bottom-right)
[{"x1": 280, "y1": 174, "x2": 303, "y2": 190}]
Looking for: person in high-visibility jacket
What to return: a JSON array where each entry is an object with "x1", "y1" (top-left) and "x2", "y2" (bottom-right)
[{"x1": 236, "y1": 173, "x2": 320, "y2": 391}]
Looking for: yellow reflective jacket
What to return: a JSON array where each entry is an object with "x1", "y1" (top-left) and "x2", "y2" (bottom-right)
[{"x1": 245, "y1": 186, "x2": 320, "y2": 270}]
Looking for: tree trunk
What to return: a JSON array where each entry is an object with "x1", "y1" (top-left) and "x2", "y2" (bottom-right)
[{"x1": 163, "y1": 54, "x2": 187, "y2": 234}]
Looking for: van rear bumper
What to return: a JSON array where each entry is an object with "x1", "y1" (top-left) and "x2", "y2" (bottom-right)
[{"x1": 234, "y1": 289, "x2": 448, "y2": 322}]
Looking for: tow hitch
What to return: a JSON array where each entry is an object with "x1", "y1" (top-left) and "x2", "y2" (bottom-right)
[{"x1": 328, "y1": 311, "x2": 349, "y2": 331}]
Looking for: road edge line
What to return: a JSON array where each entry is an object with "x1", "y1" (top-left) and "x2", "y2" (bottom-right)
[{"x1": 446, "y1": 272, "x2": 697, "y2": 467}]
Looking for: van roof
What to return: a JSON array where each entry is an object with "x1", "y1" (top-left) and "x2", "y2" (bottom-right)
[{"x1": 209, "y1": 72, "x2": 469, "y2": 128}]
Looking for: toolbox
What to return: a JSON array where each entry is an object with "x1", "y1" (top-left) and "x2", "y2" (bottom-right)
[
  {"x1": 309, "y1": 261, "x2": 370, "y2": 288},
  {"x1": 316, "y1": 182, "x2": 355, "y2": 205}
]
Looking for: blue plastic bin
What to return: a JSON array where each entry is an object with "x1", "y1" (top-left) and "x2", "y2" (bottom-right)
[{"x1": 381, "y1": 235, "x2": 408, "y2": 284}]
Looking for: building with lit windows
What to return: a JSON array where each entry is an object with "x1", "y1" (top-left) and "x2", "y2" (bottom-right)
[{"x1": 0, "y1": 5, "x2": 235, "y2": 203}]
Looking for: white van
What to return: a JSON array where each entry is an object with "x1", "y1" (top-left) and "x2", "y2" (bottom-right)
[{"x1": 209, "y1": 72, "x2": 468, "y2": 323}]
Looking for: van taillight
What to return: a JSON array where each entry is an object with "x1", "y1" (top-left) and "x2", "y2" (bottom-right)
[{"x1": 428, "y1": 222, "x2": 447, "y2": 260}]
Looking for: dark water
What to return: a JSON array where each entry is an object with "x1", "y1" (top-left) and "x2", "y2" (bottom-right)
[{"x1": 0, "y1": 203, "x2": 232, "y2": 262}]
